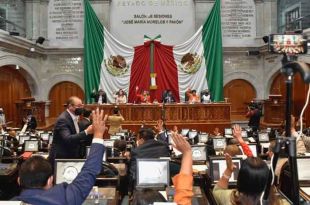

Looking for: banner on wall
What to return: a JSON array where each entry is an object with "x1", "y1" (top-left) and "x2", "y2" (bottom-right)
[
  {"x1": 109, "y1": 0, "x2": 196, "y2": 46},
  {"x1": 48, "y1": 0, "x2": 84, "y2": 48}
]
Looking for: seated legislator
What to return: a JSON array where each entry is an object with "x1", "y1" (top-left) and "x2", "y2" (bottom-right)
[
  {"x1": 11, "y1": 109, "x2": 108, "y2": 205},
  {"x1": 114, "y1": 89, "x2": 127, "y2": 104},
  {"x1": 135, "y1": 86, "x2": 151, "y2": 103},
  {"x1": 162, "y1": 90, "x2": 175, "y2": 103},
  {"x1": 213, "y1": 155, "x2": 283, "y2": 205},
  {"x1": 107, "y1": 106, "x2": 124, "y2": 135},
  {"x1": 22, "y1": 111, "x2": 37, "y2": 131},
  {"x1": 186, "y1": 88, "x2": 200, "y2": 103},
  {"x1": 91, "y1": 89, "x2": 107, "y2": 104},
  {"x1": 201, "y1": 89, "x2": 211, "y2": 103},
  {"x1": 129, "y1": 128, "x2": 170, "y2": 189}
]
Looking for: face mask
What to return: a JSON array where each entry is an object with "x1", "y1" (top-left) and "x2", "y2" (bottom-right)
[
  {"x1": 74, "y1": 108, "x2": 84, "y2": 116},
  {"x1": 0, "y1": 111, "x2": 3, "y2": 114}
]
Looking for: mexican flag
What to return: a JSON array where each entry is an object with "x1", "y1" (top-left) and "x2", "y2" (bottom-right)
[{"x1": 84, "y1": 0, "x2": 223, "y2": 103}]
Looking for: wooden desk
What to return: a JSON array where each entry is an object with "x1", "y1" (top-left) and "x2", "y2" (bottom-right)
[{"x1": 85, "y1": 103, "x2": 231, "y2": 133}]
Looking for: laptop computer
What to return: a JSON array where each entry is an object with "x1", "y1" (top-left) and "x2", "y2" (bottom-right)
[
  {"x1": 239, "y1": 143, "x2": 258, "y2": 157},
  {"x1": 103, "y1": 140, "x2": 114, "y2": 148},
  {"x1": 225, "y1": 128, "x2": 233, "y2": 138},
  {"x1": 213, "y1": 138, "x2": 226, "y2": 150},
  {"x1": 110, "y1": 135, "x2": 122, "y2": 140},
  {"x1": 297, "y1": 156, "x2": 310, "y2": 186},
  {"x1": 136, "y1": 159, "x2": 169, "y2": 190},
  {"x1": 259, "y1": 133, "x2": 270, "y2": 142},
  {"x1": 24, "y1": 140, "x2": 39, "y2": 152},
  {"x1": 191, "y1": 145, "x2": 207, "y2": 163},
  {"x1": 181, "y1": 129, "x2": 189, "y2": 137},
  {"x1": 40, "y1": 133, "x2": 50, "y2": 141},
  {"x1": 54, "y1": 159, "x2": 85, "y2": 184},
  {"x1": 85, "y1": 146, "x2": 107, "y2": 162},
  {"x1": 188, "y1": 131, "x2": 198, "y2": 139},
  {"x1": 209, "y1": 156, "x2": 242, "y2": 185},
  {"x1": 198, "y1": 133, "x2": 208, "y2": 143},
  {"x1": 19, "y1": 135, "x2": 30, "y2": 145}
]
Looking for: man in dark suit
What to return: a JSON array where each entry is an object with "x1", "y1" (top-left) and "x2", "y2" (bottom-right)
[
  {"x1": 129, "y1": 128, "x2": 170, "y2": 190},
  {"x1": 91, "y1": 89, "x2": 107, "y2": 104},
  {"x1": 48, "y1": 96, "x2": 94, "y2": 168},
  {"x1": 79, "y1": 109, "x2": 93, "y2": 157},
  {"x1": 12, "y1": 109, "x2": 107, "y2": 205},
  {"x1": 162, "y1": 90, "x2": 175, "y2": 103}
]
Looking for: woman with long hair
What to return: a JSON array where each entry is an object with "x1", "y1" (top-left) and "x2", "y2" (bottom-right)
[{"x1": 213, "y1": 155, "x2": 282, "y2": 205}]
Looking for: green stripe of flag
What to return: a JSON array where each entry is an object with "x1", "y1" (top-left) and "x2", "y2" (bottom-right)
[
  {"x1": 84, "y1": 0, "x2": 104, "y2": 103},
  {"x1": 202, "y1": 0, "x2": 224, "y2": 102}
]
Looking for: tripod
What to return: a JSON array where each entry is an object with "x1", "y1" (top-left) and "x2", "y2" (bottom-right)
[{"x1": 263, "y1": 55, "x2": 310, "y2": 205}]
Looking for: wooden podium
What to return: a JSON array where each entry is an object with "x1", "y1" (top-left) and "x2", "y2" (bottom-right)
[
  {"x1": 15, "y1": 97, "x2": 46, "y2": 128},
  {"x1": 261, "y1": 95, "x2": 285, "y2": 129}
]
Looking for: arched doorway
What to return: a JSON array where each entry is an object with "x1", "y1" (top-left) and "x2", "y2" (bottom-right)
[
  {"x1": 48, "y1": 81, "x2": 84, "y2": 118},
  {"x1": 0, "y1": 65, "x2": 32, "y2": 125},
  {"x1": 269, "y1": 72, "x2": 286, "y2": 99},
  {"x1": 224, "y1": 79, "x2": 256, "y2": 120}
]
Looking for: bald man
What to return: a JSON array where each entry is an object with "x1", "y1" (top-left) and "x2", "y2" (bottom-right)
[{"x1": 48, "y1": 96, "x2": 94, "y2": 168}]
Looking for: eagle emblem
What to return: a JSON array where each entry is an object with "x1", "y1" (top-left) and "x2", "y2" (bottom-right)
[
  {"x1": 105, "y1": 55, "x2": 129, "y2": 76},
  {"x1": 179, "y1": 53, "x2": 202, "y2": 74}
]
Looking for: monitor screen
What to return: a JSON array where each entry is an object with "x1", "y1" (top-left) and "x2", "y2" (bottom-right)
[
  {"x1": 181, "y1": 129, "x2": 189, "y2": 136},
  {"x1": 103, "y1": 140, "x2": 114, "y2": 147},
  {"x1": 55, "y1": 159, "x2": 85, "y2": 184},
  {"x1": 259, "y1": 133, "x2": 269, "y2": 142},
  {"x1": 198, "y1": 134, "x2": 208, "y2": 143},
  {"x1": 239, "y1": 144, "x2": 257, "y2": 157},
  {"x1": 297, "y1": 157, "x2": 310, "y2": 181},
  {"x1": 19, "y1": 135, "x2": 30, "y2": 145},
  {"x1": 191, "y1": 145, "x2": 207, "y2": 161},
  {"x1": 210, "y1": 157, "x2": 241, "y2": 183},
  {"x1": 115, "y1": 132, "x2": 126, "y2": 137},
  {"x1": 225, "y1": 128, "x2": 232, "y2": 135},
  {"x1": 110, "y1": 135, "x2": 122, "y2": 140},
  {"x1": 40, "y1": 133, "x2": 50, "y2": 141},
  {"x1": 24, "y1": 140, "x2": 39, "y2": 152},
  {"x1": 241, "y1": 131, "x2": 248, "y2": 138},
  {"x1": 188, "y1": 131, "x2": 198, "y2": 139},
  {"x1": 136, "y1": 159, "x2": 169, "y2": 188},
  {"x1": 213, "y1": 138, "x2": 226, "y2": 150},
  {"x1": 85, "y1": 146, "x2": 107, "y2": 161}
]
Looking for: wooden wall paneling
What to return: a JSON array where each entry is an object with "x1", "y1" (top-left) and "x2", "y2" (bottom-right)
[
  {"x1": 0, "y1": 66, "x2": 31, "y2": 126},
  {"x1": 269, "y1": 72, "x2": 286, "y2": 99},
  {"x1": 224, "y1": 79, "x2": 256, "y2": 120},
  {"x1": 48, "y1": 81, "x2": 84, "y2": 118}
]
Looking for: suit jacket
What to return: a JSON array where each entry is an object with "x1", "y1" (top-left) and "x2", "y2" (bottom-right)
[
  {"x1": 129, "y1": 139, "x2": 170, "y2": 181},
  {"x1": 12, "y1": 143, "x2": 104, "y2": 205},
  {"x1": 49, "y1": 111, "x2": 88, "y2": 166},
  {"x1": 108, "y1": 115, "x2": 124, "y2": 135},
  {"x1": 78, "y1": 118, "x2": 93, "y2": 156},
  {"x1": 91, "y1": 92, "x2": 107, "y2": 103}
]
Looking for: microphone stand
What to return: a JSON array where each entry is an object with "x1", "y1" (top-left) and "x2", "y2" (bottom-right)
[
  {"x1": 161, "y1": 100, "x2": 169, "y2": 144},
  {"x1": 263, "y1": 54, "x2": 302, "y2": 205}
]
